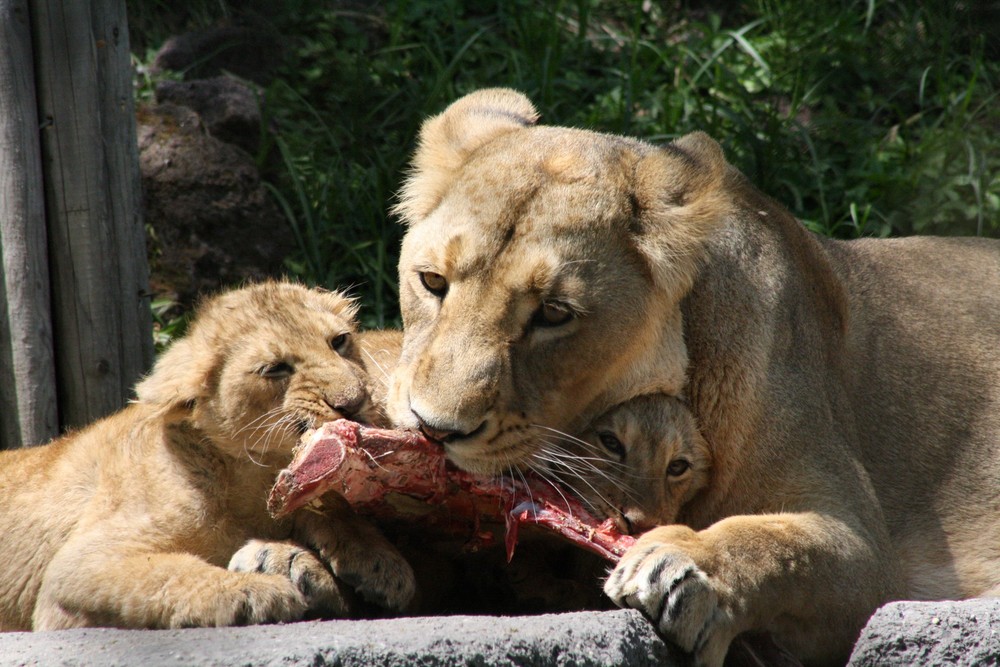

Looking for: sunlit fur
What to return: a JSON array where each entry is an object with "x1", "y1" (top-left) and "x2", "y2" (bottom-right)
[
  {"x1": 357, "y1": 333, "x2": 711, "y2": 537},
  {"x1": 391, "y1": 88, "x2": 1000, "y2": 667},
  {"x1": 0, "y1": 282, "x2": 414, "y2": 631},
  {"x1": 391, "y1": 89, "x2": 729, "y2": 476}
]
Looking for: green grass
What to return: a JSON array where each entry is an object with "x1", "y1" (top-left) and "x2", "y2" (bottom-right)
[{"x1": 128, "y1": 0, "x2": 1000, "y2": 327}]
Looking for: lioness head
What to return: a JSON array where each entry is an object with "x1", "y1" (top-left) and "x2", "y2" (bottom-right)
[
  {"x1": 569, "y1": 394, "x2": 711, "y2": 535},
  {"x1": 390, "y1": 88, "x2": 730, "y2": 475},
  {"x1": 136, "y1": 281, "x2": 380, "y2": 463}
]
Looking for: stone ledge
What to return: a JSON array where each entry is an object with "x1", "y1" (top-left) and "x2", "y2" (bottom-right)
[
  {"x1": 0, "y1": 609, "x2": 683, "y2": 667},
  {"x1": 3, "y1": 600, "x2": 997, "y2": 666},
  {"x1": 848, "y1": 599, "x2": 1000, "y2": 666}
]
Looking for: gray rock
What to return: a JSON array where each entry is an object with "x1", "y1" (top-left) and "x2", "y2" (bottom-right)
[
  {"x1": 151, "y1": 25, "x2": 283, "y2": 85},
  {"x1": 155, "y1": 77, "x2": 263, "y2": 156},
  {"x1": 4, "y1": 597, "x2": 992, "y2": 666},
  {"x1": 0, "y1": 610, "x2": 684, "y2": 667},
  {"x1": 848, "y1": 599, "x2": 1000, "y2": 666},
  {"x1": 136, "y1": 101, "x2": 293, "y2": 308}
]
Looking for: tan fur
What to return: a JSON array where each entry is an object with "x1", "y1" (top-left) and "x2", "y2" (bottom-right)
[
  {"x1": 0, "y1": 281, "x2": 415, "y2": 631},
  {"x1": 390, "y1": 89, "x2": 1000, "y2": 666},
  {"x1": 568, "y1": 394, "x2": 711, "y2": 535}
]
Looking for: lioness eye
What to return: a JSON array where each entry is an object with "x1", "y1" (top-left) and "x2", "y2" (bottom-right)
[
  {"x1": 531, "y1": 300, "x2": 573, "y2": 328},
  {"x1": 419, "y1": 271, "x2": 448, "y2": 297},
  {"x1": 259, "y1": 362, "x2": 294, "y2": 379},
  {"x1": 598, "y1": 431, "x2": 626, "y2": 461},
  {"x1": 330, "y1": 332, "x2": 350, "y2": 353},
  {"x1": 667, "y1": 459, "x2": 691, "y2": 477}
]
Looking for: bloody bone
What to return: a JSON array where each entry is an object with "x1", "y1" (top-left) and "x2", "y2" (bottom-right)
[{"x1": 268, "y1": 419, "x2": 636, "y2": 561}]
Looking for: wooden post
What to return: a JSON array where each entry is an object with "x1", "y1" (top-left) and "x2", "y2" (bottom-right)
[
  {"x1": 26, "y1": 0, "x2": 154, "y2": 432},
  {"x1": 0, "y1": 0, "x2": 59, "y2": 448}
]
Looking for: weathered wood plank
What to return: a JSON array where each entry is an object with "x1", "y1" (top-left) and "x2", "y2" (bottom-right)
[
  {"x1": 29, "y1": 0, "x2": 153, "y2": 430},
  {"x1": 91, "y1": 0, "x2": 154, "y2": 388},
  {"x1": 0, "y1": 0, "x2": 59, "y2": 448}
]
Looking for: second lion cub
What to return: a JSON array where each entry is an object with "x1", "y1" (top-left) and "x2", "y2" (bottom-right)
[
  {"x1": 551, "y1": 393, "x2": 712, "y2": 536},
  {"x1": 0, "y1": 281, "x2": 415, "y2": 631}
]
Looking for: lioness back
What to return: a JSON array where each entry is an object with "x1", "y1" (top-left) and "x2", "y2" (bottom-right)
[{"x1": 827, "y1": 235, "x2": 1000, "y2": 599}]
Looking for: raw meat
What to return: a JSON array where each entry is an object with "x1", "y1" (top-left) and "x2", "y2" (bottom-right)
[{"x1": 268, "y1": 419, "x2": 636, "y2": 561}]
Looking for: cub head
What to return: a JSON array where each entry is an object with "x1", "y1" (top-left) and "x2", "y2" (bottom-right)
[
  {"x1": 136, "y1": 281, "x2": 382, "y2": 463},
  {"x1": 390, "y1": 88, "x2": 730, "y2": 475},
  {"x1": 560, "y1": 393, "x2": 711, "y2": 535}
]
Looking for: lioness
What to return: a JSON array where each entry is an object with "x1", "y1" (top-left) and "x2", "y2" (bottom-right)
[
  {"x1": 0, "y1": 281, "x2": 415, "y2": 631},
  {"x1": 389, "y1": 88, "x2": 1000, "y2": 665}
]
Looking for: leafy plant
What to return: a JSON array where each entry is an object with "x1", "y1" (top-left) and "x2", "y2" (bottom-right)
[{"x1": 129, "y1": 0, "x2": 1000, "y2": 326}]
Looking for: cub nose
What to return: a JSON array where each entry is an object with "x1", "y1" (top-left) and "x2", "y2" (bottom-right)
[{"x1": 325, "y1": 392, "x2": 366, "y2": 420}]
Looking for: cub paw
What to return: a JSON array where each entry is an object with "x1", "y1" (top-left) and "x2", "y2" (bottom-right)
[
  {"x1": 229, "y1": 539, "x2": 350, "y2": 618},
  {"x1": 328, "y1": 540, "x2": 416, "y2": 612},
  {"x1": 605, "y1": 540, "x2": 731, "y2": 667},
  {"x1": 294, "y1": 502, "x2": 417, "y2": 613}
]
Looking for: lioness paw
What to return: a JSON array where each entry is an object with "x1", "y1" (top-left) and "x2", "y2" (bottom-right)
[
  {"x1": 605, "y1": 542, "x2": 731, "y2": 667},
  {"x1": 229, "y1": 539, "x2": 350, "y2": 618}
]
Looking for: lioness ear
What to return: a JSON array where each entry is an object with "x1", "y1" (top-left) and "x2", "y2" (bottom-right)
[
  {"x1": 134, "y1": 337, "x2": 214, "y2": 416},
  {"x1": 394, "y1": 88, "x2": 539, "y2": 223},
  {"x1": 631, "y1": 131, "x2": 731, "y2": 292}
]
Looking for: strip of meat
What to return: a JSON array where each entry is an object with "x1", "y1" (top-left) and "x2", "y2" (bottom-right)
[{"x1": 268, "y1": 419, "x2": 636, "y2": 561}]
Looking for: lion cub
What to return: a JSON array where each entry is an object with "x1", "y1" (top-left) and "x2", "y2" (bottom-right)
[
  {"x1": 0, "y1": 282, "x2": 415, "y2": 631},
  {"x1": 557, "y1": 394, "x2": 711, "y2": 535}
]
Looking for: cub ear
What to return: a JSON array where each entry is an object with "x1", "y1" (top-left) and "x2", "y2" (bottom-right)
[
  {"x1": 134, "y1": 337, "x2": 214, "y2": 417},
  {"x1": 631, "y1": 131, "x2": 731, "y2": 292},
  {"x1": 394, "y1": 88, "x2": 539, "y2": 223}
]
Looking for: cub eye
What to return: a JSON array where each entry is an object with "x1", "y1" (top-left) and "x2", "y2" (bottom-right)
[
  {"x1": 598, "y1": 431, "x2": 626, "y2": 461},
  {"x1": 259, "y1": 361, "x2": 294, "y2": 379},
  {"x1": 419, "y1": 271, "x2": 448, "y2": 297},
  {"x1": 667, "y1": 459, "x2": 691, "y2": 477},
  {"x1": 330, "y1": 332, "x2": 350, "y2": 353},
  {"x1": 531, "y1": 300, "x2": 573, "y2": 328}
]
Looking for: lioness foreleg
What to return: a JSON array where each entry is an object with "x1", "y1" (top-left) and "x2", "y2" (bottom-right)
[{"x1": 604, "y1": 513, "x2": 891, "y2": 667}]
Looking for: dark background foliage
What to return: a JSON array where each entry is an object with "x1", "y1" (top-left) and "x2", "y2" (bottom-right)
[{"x1": 128, "y1": 0, "x2": 1000, "y2": 327}]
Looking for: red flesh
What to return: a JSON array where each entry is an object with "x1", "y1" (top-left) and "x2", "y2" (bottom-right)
[{"x1": 268, "y1": 419, "x2": 637, "y2": 561}]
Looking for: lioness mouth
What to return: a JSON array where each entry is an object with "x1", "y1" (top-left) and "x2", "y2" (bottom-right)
[{"x1": 417, "y1": 418, "x2": 487, "y2": 445}]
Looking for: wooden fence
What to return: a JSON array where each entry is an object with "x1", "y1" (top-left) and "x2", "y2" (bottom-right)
[{"x1": 0, "y1": 0, "x2": 152, "y2": 448}]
